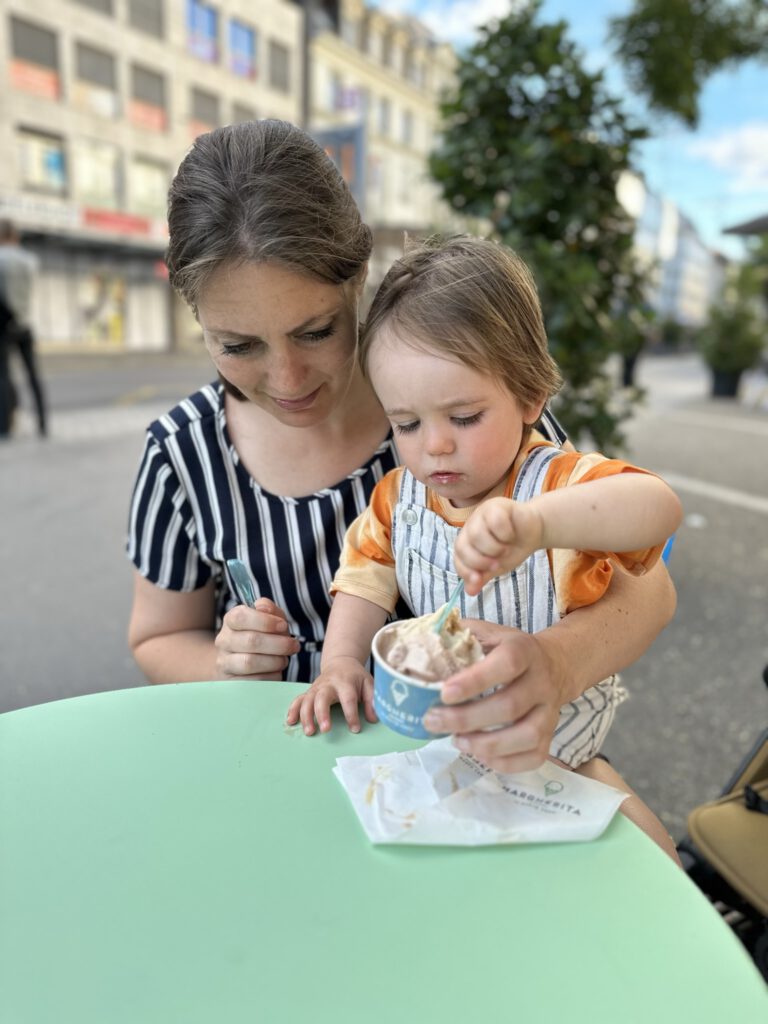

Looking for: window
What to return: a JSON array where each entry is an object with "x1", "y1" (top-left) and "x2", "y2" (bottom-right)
[
  {"x1": 127, "y1": 0, "x2": 164, "y2": 38},
  {"x1": 191, "y1": 87, "x2": 220, "y2": 127},
  {"x1": 74, "y1": 138, "x2": 121, "y2": 208},
  {"x1": 74, "y1": 42, "x2": 118, "y2": 117},
  {"x1": 268, "y1": 40, "x2": 290, "y2": 92},
  {"x1": 401, "y1": 110, "x2": 414, "y2": 147},
  {"x1": 187, "y1": 0, "x2": 218, "y2": 62},
  {"x1": 75, "y1": 43, "x2": 116, "y2": 90},
  {"x1": 10, "y1": 18, "x2": 60, "y2": 99},
  {"x1": 232, "y1": 103, "x2": 257, "y2": 124},
  {"x1": 18, "y1": 128, "x2": 67, "y2": 194},
  {"x1": 129, "y1": 64, "x2": 167, "y2": 131},
  {"x1": 229, "y1": 19, "x2": 257, "y2": 79},
  {"x1": 71, "y1": 0, "x2": 114, "y2": 13},
  {"x1": 130, "y1": 156, "x2": 169, "y2": 217},
  {"x1": 378, "y1": 97, "x2": 391, "y2": 137}
]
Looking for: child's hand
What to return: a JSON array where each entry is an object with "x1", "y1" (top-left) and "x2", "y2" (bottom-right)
[
  {"x1": 454, "y1": 497, "x2": 543, "y2": 595},
  {"x1": 285, "y1": 657, "x2": 376, "y2": 736}
]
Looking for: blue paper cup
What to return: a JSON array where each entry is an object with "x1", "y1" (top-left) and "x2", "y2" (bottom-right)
[{"x1": 371, "y1": 622, "x2": 449, "y2": 740}]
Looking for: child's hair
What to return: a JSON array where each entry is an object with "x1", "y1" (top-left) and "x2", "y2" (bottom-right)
[{"x1": 360, "y1": 235, "x2": 562, "y2": 412}]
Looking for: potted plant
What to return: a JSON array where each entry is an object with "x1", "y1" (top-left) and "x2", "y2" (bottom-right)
[{"x1": 696, "y1": 303, "x2": 764, "y2": 397}]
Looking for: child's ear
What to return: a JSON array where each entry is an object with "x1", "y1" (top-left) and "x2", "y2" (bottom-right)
[{"x1": 523, "y1": 396, "x2": 547, "y2": 424}]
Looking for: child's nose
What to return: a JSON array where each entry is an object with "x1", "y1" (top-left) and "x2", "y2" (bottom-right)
[{"x1": 425, "y1": 425, "x2": 455, "y2": 456}]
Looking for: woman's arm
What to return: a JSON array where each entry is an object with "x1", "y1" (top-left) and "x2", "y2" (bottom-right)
[
  {"x1": 422, "y1": 560, "x2": 676, "y2": 773},
  {"x1": 128, "y1": 571, "x2": 299, "y2": 683}
]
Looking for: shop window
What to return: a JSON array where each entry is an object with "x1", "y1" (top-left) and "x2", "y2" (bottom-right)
[
  {"x1": 187, "y1": 0, "x2": 218, "y2": 63},
  {"x1": 232, "y1": 103, "x2": 257, "y2": 124},
  {"x1": 129, "y1": 64, "x2": 167, "y2": 132},
  {"x1": 127, "y1": 0, "x2": 164, "y2": 39},
  {"x1": 10, "y1": 18, "x2": 60, "y2": 100},
  {"x1": 268, "y1": 40, "x2": 290, "y2": 93},
  {"x1": 229, "y1": 19, "x2": 257, "y2": 79},
  {"x1": 74, "y1": 42, "x2": 118, "y2": 117},
  {"x1": 74, "y1": 138, "x2": 121, "y2": 209},
  {"x1": 17, "y1": 128, "x2": 67, "y2": 195},
  {"x1": 130, "y1": 156, "x2": 169, "y2": 218}
]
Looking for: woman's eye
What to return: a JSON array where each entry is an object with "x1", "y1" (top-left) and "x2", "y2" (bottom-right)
[
  {"x1": 302, "y1": 326, "x2": 335, "y2": 343},
  {"x1": 222, "y1": 343, "x2": 251, "y2": 356},
  {"x1": 452, "y1": 412, "x2": 483, "y2": 428},
  {"x1": 394, "y1": 421, "x2": 419, "y2": 435}
]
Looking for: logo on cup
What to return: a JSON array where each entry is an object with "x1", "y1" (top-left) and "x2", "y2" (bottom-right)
[
  {"x1": 391, "y1": 680, "x2": 410, "y2": 706},
  {"x1": 544, "y1": 780, "x2": 564, "y2": 797}
]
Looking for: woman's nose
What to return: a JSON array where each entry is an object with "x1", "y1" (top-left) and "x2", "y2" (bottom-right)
[{"x1": 269, "y1": 349, "x2": 306, "y2": 395}]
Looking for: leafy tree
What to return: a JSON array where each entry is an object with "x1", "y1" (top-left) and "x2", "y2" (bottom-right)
[
  {"x1": 610, "y1": 0, "x2": 768, "y2": 127},
  {"x1": 429, "y1": 1, "x2": 649, "y2": 451}
]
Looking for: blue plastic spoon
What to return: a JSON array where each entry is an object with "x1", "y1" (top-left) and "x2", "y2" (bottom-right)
[
  {"x1": 432, "y1": 579, "x2": 464, "y2": 634},
  {"x1": 226, "y1": 558, "x2": 257, "y2": 607}
]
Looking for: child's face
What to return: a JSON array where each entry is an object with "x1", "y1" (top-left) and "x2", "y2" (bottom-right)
[{"x1": 368, "y1": 326, "x2": 544, "y2": 508}]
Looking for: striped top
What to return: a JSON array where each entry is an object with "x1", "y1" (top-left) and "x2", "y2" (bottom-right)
[{"x1": 126, "y1": 383, "x2": 568, "y2": 681}]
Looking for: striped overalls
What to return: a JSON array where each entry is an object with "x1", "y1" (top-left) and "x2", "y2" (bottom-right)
[{"x1": 390, "y1": 446, "x2": 626, "y2": 768}]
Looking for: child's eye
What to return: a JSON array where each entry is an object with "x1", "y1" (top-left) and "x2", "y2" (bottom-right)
[
  {"x1": 301, "y1": 325, "x2": 335, "y2": 343},
  {"x1": 394, "y1": 421, "x2": 419, "y2": 435},
  {"x1": 452, "y1": 412, "x2": 483, "y2": 427}
]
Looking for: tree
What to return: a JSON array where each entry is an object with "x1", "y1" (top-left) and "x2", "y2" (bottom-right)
[
  {"x1": 429, "y1": 1, "x2": 649, "y2": 452},
  {"x1": 610, "y1": 0, "x2": 768, "y2": 127}
]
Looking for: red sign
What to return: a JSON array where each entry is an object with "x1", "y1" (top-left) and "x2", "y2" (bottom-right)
[{"x1": 82, "y1": 208, "x2": 153, "y2": 236}]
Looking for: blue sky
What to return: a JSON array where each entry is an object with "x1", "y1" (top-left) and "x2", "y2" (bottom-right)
[{"x1": 375, "y1": 0, "x2": 768, "y2": 259}]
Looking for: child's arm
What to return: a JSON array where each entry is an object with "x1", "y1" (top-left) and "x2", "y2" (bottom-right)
[
  {"x1": 285, "y1": 592, "x2": 389, "y2": 735},
  {"x1": 455, "y1": 473, "x2": 682, "y2": 595}
]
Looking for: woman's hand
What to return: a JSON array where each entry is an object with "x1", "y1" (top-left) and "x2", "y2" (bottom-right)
[
  {"x1": 286, "y1": 657, "x2": 376, "y2": 735},
  {"x1": 421, "y1": 621, "x2": 567, "y2": 774},
  {"x1": 215, "y1": 597, "x2": 301, "y2": 679}
]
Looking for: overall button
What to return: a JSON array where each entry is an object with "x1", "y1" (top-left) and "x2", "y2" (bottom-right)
[{"x1": 402, "y1": 509, "x2": 418, "y2": 526}]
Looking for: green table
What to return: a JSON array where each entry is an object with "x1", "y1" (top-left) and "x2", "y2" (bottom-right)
[{"x1": 1, "y1": 682, "x2": 765, "y2": 1023}]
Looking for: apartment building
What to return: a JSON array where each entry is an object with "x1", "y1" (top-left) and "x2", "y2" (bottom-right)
[
  {"x1": 0, "y1": 0, "x2": 302, "y2": 350},
  {"x1": 310, "y1": 0, "x2": 457, "y2": 284}
]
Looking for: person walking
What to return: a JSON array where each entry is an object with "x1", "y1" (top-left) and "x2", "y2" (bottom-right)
[{"x1": 0, "y1": 219, "x2": 47, "y2": 437}]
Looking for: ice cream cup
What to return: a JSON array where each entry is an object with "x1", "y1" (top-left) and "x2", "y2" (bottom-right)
[{"x1": 371, "y1": 622, "x2": 451, "y2": 740}]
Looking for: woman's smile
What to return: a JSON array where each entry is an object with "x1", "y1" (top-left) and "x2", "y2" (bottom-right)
[{"x1": 270, "y1": 386, "x2": 323, "y2": 411}]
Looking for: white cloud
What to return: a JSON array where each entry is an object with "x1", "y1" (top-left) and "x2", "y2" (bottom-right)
[
  {"x1": 374, "y1": 0, "x2": 526, "y2": 46},
  {"x1": 688, "y1": 123, "x2": 768, "y2": 195}
]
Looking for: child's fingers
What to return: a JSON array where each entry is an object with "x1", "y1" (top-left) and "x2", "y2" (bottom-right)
[
  {"x1": 339, "y1": 685, "x2": 362, "y2": 734},
  {"x1": 362, "y1": 676, "x2": 378, "y2": 724},
  {"x1": 285, "y1": 694, "x2": 304, "y2": 725},
  {"x1": 299, "y1": 691, "x2": 321, "y2": 736},
  {"x1": 313, "y1": 688, "x2": 338, "y2": 734}
]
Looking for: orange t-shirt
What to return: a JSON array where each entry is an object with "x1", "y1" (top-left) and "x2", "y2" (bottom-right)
[{"x1": 332, "y1": 434, "x2": 665, "y2": 616}]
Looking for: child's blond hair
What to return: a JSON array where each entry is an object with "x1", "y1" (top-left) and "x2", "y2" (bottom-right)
[{"x1": 360, "y1": 236, "x2": 562, "y2": 413}]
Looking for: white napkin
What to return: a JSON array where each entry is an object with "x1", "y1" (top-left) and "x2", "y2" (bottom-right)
[{"x1": 334, "y1": 737, "x2": 628, "y2": 845}]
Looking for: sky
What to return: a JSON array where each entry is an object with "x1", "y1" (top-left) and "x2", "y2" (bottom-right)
[{"x1": 374, "y1": 0, "x2": 768, "y2": 260}]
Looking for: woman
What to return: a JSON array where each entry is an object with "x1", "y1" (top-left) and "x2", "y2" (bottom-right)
[{"x1": 127, "y1": 122, "x2": 677, "y2": 850}]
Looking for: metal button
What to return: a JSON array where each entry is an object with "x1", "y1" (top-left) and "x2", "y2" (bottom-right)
[{"x1": 402, "y1": 509, "x2": 418, "y2": 526}]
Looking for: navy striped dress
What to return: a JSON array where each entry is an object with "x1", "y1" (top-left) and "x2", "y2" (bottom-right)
[{"x1": 126, "y1": 382, "x2": 567, "y2": 682}]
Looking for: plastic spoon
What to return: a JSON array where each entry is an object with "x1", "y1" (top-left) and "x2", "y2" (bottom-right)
[
  {"x1": 226, "y1": 558, "x2": 257, "y2": 607},
  {"x1": 432, "y1": 579, "x2": 464, "y2": 634}
]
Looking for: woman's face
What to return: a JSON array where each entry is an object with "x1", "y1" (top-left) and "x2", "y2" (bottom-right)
[{"x1": 197, "y1": 260, "x2": 363, "y2": 427}]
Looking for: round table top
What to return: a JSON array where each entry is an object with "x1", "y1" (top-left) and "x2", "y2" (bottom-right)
[{"x1": 1, "y1": 680, "x2": 766, "y2": 1023}]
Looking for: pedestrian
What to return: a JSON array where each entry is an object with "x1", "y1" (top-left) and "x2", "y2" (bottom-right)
[
  {"x1": 0, "y1": 219, "x2": 48, "y2": 437},
  {"x1": 125, "y1": 120, "x2": 677, "y2": 848}
]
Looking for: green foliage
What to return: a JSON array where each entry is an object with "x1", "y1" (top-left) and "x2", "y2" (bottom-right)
[
  {"x1": 697, "y1": 253, "x2": 767, "y2": 371},
  {"x1": 610, "y1": 0, "x2": 768, "y2": 127},
  {"x1": 429, "y1": 2, "x2": 650, "y2": 453}
]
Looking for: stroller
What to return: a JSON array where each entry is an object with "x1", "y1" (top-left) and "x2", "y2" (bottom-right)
[{"x1": 677, "y1": 665, "x2": 768, "y2": 981}]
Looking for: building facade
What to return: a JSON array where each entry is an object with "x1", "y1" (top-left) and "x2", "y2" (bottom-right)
[
  {"x1": 310, "y1": 0, "x2": 458, "y2": 286},
  {"x1": 0, "y1": 0, "x2": 302, "y2": 351}
]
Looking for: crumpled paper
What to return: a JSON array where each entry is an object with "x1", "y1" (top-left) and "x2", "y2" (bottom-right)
[{"x1": 334, "y1": 737, "x2": 628, "y2": 845}]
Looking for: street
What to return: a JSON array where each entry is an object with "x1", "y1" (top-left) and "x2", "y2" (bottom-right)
[{"x1": 1, "y1": 349, "x2": 767, "y2": 840}]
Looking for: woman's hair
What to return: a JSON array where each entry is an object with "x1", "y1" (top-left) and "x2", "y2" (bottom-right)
[
  {"x1": 166, "y1": 119, "x2": 373, "y2": 307},
  {"x1": 360, "y1": 236, "x2": 562, "y2": 411}
]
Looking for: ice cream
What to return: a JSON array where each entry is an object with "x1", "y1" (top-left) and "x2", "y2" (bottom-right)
[{"x1": 379, "y1": 607, "x2": 483, "y2": 683}]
